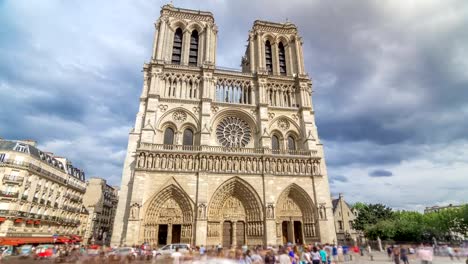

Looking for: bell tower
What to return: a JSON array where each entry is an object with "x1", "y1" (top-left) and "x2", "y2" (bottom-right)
[
  {"x1": 242, "y1": 20, "x2": 306, "y2": 77},
  {"x1": 151, "y1": 4, "x2": 217, "y2": 67}
]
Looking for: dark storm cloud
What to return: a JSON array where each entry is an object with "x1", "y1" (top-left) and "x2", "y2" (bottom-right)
[{"x1": 369, "y1": 169, "x2": 393, "y2": 178}]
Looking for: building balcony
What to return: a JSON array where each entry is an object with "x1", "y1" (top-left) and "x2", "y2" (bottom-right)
[
  {"x1": 21, "y1": 194, "x2": 28, "y2": 201},
  {"x1": 0, "y1": 191, "x2": 19, "y2": 199},
  {"x1": 2, "y1": 175, "x2": 24, "y2": 184},
  {"x1": 136, "y1": 144, "x2": 322, "y2": 176},
  {"x1": 32, "y1": 197, "x2": 38, "y2": 203}
]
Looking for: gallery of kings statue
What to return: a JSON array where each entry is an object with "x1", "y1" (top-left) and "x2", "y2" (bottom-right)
[{"x1": 111, "y1": 4, "x2": 337, "y2": 248}]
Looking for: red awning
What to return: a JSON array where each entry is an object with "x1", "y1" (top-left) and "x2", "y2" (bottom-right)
[
  {"x1": 57, "y1": 236, "x2": 71, "y2": 243},
  {"x1": 34, "y1": 220, "x2": 41, "y2": 225},
  {"x1": 0, "y1": 237, "x2": 55, "y2": 245},
  {"x1": 0, "y1": 217, "x2": 6, "y2": 222},
  {"x1": 14, "y1": 218, "x2": 23, "y2": 223},
  {"x1": 71, "y1": 235, "x2": 82, "y2": 242},
  {"x1": 26, "y1": 220, "x2": 34, "y2": 224}
]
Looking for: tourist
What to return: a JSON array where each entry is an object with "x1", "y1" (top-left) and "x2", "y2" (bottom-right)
[
  {"x1": 279, "y1": 247, "x2": 292, "y2": 264},
  {"x1": 332, "y1": 245, "x2": 338, "y2": 264},
  {"x1": 171, "y1": 247, "x2": 182, "y2": 264},
  {"x1": 400, "y1": 246, "x2": 409, "y2": 264},
  {"x1": 337, "y1": 245, "x2": 344, "y2": 263},
  {"x1": 311, "y1": 247, "x2": 321, "y2": 264},
  {"x1": 320, "y1": 246, "x2": 328, "y2": 264},
  {"x1": 264, "y1": 248, "x2": 276, "y2": 264},
  {"x1": 387, "y1": 246, "x2": 393, "y2": 260},
  {"x1": 301, "y1": 246, "x2": 312, "y2": 264},
  {"x1": 417, "y1": 245, "x2": 433, "y2": 264},
  {"x1": 393, "y1": 246, "x2": 401, "y2": 264}
]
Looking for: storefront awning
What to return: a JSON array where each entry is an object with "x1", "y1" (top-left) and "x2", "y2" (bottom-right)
[
  {"x1": 0, "y1": 217, "x2": 6, "y2": 222},
  {"x1": 0, "y1": 237, "x2": 55, "y2": 246}
]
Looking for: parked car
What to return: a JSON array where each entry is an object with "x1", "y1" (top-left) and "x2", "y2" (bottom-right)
[
  {"x1": 19, "y1": 245, "x2": 33, "y2": 258},
  {"x1": 106, "y1": 247, "x2": 138, "y2": 262},
  {"x1": 34, "y1": 244, "x2": 55, "y2": 259},
  {"x1": 154, "y1": 244, "x2": 191, "y2": 256}
]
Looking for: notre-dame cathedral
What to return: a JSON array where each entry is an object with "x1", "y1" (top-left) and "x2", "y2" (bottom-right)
[{"x1": 112, "y1": 4, "x2": 337, "y2": 247}]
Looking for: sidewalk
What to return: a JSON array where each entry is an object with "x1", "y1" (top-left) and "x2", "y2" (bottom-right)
[{"x1": 345, "y1": 251, "x2": 467, "y2": 264}]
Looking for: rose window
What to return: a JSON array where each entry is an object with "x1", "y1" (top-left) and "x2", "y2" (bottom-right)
[{"x1": 216, "y1": 117, "x2": 251, "y2": 147}]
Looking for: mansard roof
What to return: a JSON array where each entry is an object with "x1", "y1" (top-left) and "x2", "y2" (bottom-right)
[{"x1": 0, "y1": 138, "x2": 85, "y2": 182}]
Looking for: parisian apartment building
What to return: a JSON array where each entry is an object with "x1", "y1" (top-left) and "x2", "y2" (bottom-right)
[
  {"x1": 82, "y1": 177, "x2": 119, "y2": 246},
  {"x1": 0, "y1": 138, "x2": 87, "y2": 245}
]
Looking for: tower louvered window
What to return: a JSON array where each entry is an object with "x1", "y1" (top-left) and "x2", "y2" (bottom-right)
[
  {"x1": 171, "y1": 28, "x2": 183, "y2": 64},
  {"x1": 278, "y1": 42, "x2": 287, "y2": 75},
  {"x1": 265, "y1": 41, "x2": 273, "y2": 74},
  {"x1": 189, "y1": 30, "x2": 199, "y2": 66}
]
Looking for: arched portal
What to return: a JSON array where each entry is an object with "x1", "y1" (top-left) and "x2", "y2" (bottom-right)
[
  {"x1": 207, "y1": 177, "x2": 263, "y2": 247},
  {"x1": 276, "y1": 184, "x2": 318, "y2": 245},
  {"x1": 143, "y1": 184, "x2": 194, "y2": 246}
]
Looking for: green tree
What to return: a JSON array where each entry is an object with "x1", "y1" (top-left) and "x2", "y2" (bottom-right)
[{"x1": 352, "y1": 203, "x2": 394, "y2": 232}]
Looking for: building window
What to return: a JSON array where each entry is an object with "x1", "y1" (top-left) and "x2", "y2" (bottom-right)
[
  {"x1": 163, "y1": 127, "x2": 175, "y2": 145},
  {"x1": 265, "y1": 40, "x2": 273, "y2": 73},
  {"x1": 278, "y1": 42, "x2": 287, "y2": 75},
  {"x1": 182, "y1": 129, "x2": 194, "y2": 146},
  {"x1": 0, "y1": 153, "x2": 5, "y2": 162},
  {"x1": 171, "y1": 28, "x2": 183, "y2": 64},
  {"x1": 349, "y1": 221, "x2": 353, "y2": 229},
  {"x1": 271, "y1": 135, "x2": 280, "y2": 151},
  {"x1": 189, "y1": 30, "x2": 199, "y2": 66},
  {"x1": 338, "y1": 220, "x2": 343, "y2": 230},
  {"x1": 14, "y1": 143, "x2": 28, "y2": 153},
  {"x1": 287, "y1": 136, "x2": 296, "y2": 151}
]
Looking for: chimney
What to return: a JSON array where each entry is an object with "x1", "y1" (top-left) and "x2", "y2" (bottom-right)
[{"x1": 19, "y1": 139, "x2": 37, "y2": 147}]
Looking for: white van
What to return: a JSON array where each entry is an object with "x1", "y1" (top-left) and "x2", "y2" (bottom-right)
[{"x1": 154, "y1": 244, "x2": 191, "y2": 256}]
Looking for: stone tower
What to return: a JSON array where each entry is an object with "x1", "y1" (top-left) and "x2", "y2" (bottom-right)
[{"x1": 111, "y1": 4, "x2": 336, "y2": 247}]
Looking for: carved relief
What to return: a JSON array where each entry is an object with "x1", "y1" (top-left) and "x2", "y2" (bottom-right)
[
  {"x1": 173, "y1": 110, "x2": 187, "y2": 123},
  {"x1": 277, "y1": 118, "x2": 290, "y2": 131},
  {"x1": 159, "y1": 105, "x2": 168, "y2": 112}
]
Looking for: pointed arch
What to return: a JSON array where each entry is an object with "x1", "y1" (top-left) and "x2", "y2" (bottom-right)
[
  {"x1": 144, "y1": 183, "x2": 194, "y2": 225},
  {"x1": 208, "y1": 176, "x2": 263, "y2": 222},
  {"x1": 276, "y1": 183, "x2": 315, "y2": 221}
]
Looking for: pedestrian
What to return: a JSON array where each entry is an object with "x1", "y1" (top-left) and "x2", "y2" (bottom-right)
[
  {"x1": 311, "y1": 247, "x2": 321, "y2": 264},
  {"x1": 279, "y1": 247, "x2": 292, "y2": 264},
  {"x1": 320, "y1": 247, "x2": 328, "y2": 264},
  {"x1": 393, "y1": 246, "x2": 401, "y2": 264},
  {"x1": 301, "y1": 247, "x2": 312, "y2": 264},
  {"x1": 400, "y1": 247, "x2": 409, "y2": 264},
  {"x1": 171, "y1": 247, "x2": 182, "y2": 264}
]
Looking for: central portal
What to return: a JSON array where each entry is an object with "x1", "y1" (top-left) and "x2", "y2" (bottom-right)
[{"x1": 207, "y1": 177, "x2": 264, "y2": 246}]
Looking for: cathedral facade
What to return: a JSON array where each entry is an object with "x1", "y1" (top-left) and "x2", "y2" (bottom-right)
[{"x1": 112, "y1": 4, "x2": 336, "y2": 247}]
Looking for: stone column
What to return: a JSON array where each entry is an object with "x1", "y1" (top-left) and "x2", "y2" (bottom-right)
[
  {"x1": 232, "y1": 221, "x2": 237, "y2": 247},
  {"x1": 167, "y1": 224, "x2": 173, "y2": 244}
]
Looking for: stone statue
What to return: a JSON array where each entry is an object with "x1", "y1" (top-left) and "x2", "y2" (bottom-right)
[
  {"x1": 161, "y1": 156, "x2": 167, "y2": 169},
  {"x1": 201, "y1": 156, "x2": 207, "y2": 170},
  {"x1": 246, "y1": 159, "x2": 251, "y2": 172},
  {"x1": 155, "y1": 155, "x2": 160, "y2": 169}
]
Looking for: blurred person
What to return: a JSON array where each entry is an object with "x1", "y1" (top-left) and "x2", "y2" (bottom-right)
[
  {"x1": 387, "y1": 246, "x2": 393, "y2": 260},
  {"x1": 393, "y1": 246, "x2": 401, "y2": 264},
  {"x1": 172, "y1": 247, "x2": 182, "y2": 264},
  {"x1": 301, "y1": 246, "x2": 312, "y2": 264},
  {"x1": 400, "y1": 247, "x2": 409, "y2": 264},
  {"x1": 320, "y1": 247, "x2": 328, "y2": 264},
  {"x1": 264, "y1": 249, "x2": 275, "y2": 264},
  {"x1": 280, "y1": 247, "x2": 292, "y2": 264},
  {"x1": 417, "y1": 245, "x2": 433, "y2": 264},
  {"x1": 311, "y1": 247, "x2": 321, "y2": 264},
  {"x1": 337, "y1": 245, "x2": 344, "y2": 263}
]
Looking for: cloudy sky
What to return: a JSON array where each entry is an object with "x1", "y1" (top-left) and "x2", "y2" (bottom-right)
[{"x1": 1, "y1": 0, "x2": 467, "y2": 211}]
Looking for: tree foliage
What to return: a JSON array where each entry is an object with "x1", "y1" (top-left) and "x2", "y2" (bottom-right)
[
  {"x1": 352, "y1": 203, "x2": 394, "y2": 232},
  {"x1": 353, "y1": 203, "x2": 468, "y2": 242}
]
